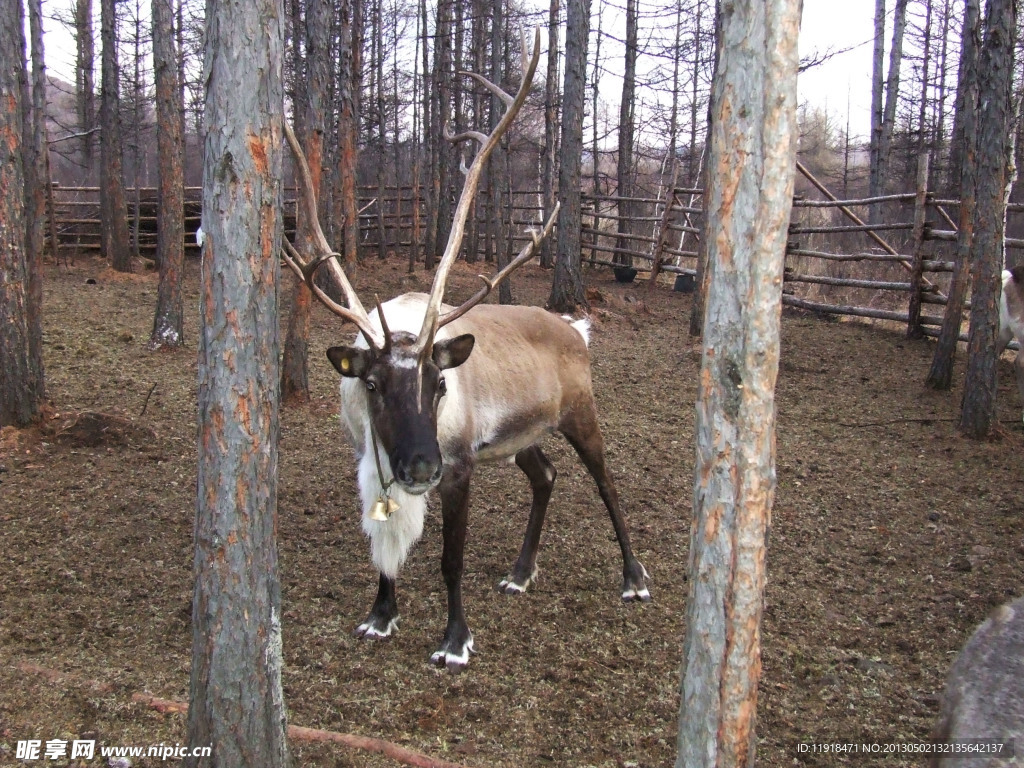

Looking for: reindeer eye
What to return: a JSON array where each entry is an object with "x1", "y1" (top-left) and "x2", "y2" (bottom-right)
[
  {"x1": 365, "y1": 380, "x2": 376, "y2": 392},
  {"x1": 438, "y1": 377, "x2": 447, "y2": 396}
]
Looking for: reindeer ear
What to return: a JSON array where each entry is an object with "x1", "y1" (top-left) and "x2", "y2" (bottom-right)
[
  {"x1": 326, "y1": 346, "x2": 373, "y2": 378},
  {"x1": 433, "y1": 334, "x2": 475, "y2": 370}
]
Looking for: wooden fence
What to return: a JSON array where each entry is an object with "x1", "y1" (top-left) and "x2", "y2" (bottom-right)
[
  {"x1": 50, "y1": 157, "x2": 1020, "y2": 344},
  {"x1": 48, "y1": 184, "x2": 541, "y2": 258}
]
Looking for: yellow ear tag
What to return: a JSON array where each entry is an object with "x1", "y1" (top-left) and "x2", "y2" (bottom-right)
[{"x1": 340, "y1": 357, "x2": 350, "y2": 373}]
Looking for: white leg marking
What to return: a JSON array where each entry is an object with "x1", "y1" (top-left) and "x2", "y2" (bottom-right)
[
  {"x1": 430, "y1": 635, "x2": 475, "y2": 670},
  {"x1": 622, "y1": 584, "x2": 652, "y2": 601},
  {"x1": 498, "y1": 566, "x2": 539, "y2": 594},
  {"x1": 355, "y1": 616, "x2": 399, "y2": 639},
  {"x1": 622, "y1": 563, "x2": 651, "y2": 601}
]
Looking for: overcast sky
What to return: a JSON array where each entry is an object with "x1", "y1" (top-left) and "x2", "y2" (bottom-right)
[
  {"x1": 798, "y1": 0, "x2": 878, "y2": 141},
  {"x1": 39, "y1": 0, "x2": 884, "y2": 141}
]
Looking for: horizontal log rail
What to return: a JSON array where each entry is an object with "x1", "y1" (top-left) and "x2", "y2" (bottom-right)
[
  {"x1": 581, "y1": 226, "x2": 658, "y2": 245},
  {"x1": 786, "y1": 247, "x2": 909, "y2": 263},
  {"x1": 586, "y1": 211, "x2": 666, "y2": 224},
  {"x1": 925, "y1": 228, "x2": 1024, "y2": 250},
  {"x1": 790, "y1": 221, "x2": 915, "y2": 234},
  {"x1": 792, "y1": 192, "x2": 917, "y2": 207},
  {"x1": 783, "y1": 272, "x2": 926, "y2": 292}
]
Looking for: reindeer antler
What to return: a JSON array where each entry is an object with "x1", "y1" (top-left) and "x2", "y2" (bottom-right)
[
  {"x1": 282, "y1": 121, "x2": 386, "y2": 350},
  {"x1": 412, "y1": 27, "x2": 544, "y2": 363},
  {"x1": 437, "y1": 203, "x2": 560, "y2": 328}
]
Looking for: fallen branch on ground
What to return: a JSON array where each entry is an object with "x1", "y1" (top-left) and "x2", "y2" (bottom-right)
[{"x1": 17, "y1": 662, "x2": 471, "y2": 768}]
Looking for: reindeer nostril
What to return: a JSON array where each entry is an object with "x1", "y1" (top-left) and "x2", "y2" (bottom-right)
[{"x1": 406, "y1": 456, "x2": 438, "y2": 484}]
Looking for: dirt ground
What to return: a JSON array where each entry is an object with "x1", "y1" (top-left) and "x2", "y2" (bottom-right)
[{"x1": 1, "y1": 254, "x2": 1023, "y2": 767}]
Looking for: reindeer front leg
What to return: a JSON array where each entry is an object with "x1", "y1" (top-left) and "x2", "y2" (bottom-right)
[
  {"x1": 431, "y1": 458, "x2": 475, "y2": 671},
  {"x1": 356, "y1": 456, "x2": 428, "y2": 641},
  {"x1": 355, "y1": 573, "x2": 398, "y2": 639}
]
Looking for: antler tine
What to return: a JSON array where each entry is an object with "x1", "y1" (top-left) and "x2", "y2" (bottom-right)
[
  {"x1": 373, "y1": 295, "x2": 392, "y2": 355},
  {"x1": 438, "y1": 202, "x2": 560, "y2": 329},
  {"x1": 447, "y1": 128, "x2": 491, "y2": 148},
  {"x1": 520, "y1": 27, "x2": 529, "y2": 74},
  {"x1": 461, "y1": 71, "x2": 515, "y2": 110},
  {"x1": 414, "y1": 27, "x2": 543, "y2": 361},
  {"x1": 283, "y1": 121, "x2": 384, "y2": 348},
  {"x1": 281, "y1": 239, "x2": 382, "y2": 345}
]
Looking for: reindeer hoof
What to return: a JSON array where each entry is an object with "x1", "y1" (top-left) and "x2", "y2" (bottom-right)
[
  {"x1": 498, "y1": 566, "x2": 538, "y2": 595},
  {"x1": 622, "y1": 585, "x2": 652, "y2": 602},
  {"x1": 353, "y1": 615, "x2": 398, "y2": 640},
  {"x1": 430, "y1": 635, "x2": 474, "y2": 672},
  {"x1": 621, "y1": 562, "x2": 651, "y2": 602}
]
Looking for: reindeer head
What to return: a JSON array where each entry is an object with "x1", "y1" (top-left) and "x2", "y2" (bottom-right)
[{"x1": 327, "y1": 328, "x2": 474, "y2": 493}]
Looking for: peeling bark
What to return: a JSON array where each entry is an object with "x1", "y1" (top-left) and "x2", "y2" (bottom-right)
[
  {"x1": 187, "y1": 0, "x2": 288, "y2": 760},
  {"x1": 0, "y1": 0, "x2": 39, "y2": 427},
  {"x1": 676, "y1": 0, "x2": 800, "y2": 765},
  {"x1": 960, "y1": 0, "x2": 1016, "y2": 438}
]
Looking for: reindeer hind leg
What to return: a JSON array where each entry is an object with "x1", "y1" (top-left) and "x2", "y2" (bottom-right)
[
  {"x1": 559, "y1": 402, "x2": 651, "y2": 602},
  {"x1": 499, "y1": 445, "x2": 556, "y2": 594}
]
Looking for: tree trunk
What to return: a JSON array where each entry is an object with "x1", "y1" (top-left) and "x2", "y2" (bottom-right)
[
  {"x1": 374, "y1": 0, "x2": 387, "y2": 260},
  {"x1": 150, "y1": 0, "x2": 185, "y2": 349},
  {"x1": 391, "y1": 16, "x2": 402, "y2": 264},
  {"x1": 926, "y1": 0, "x2": 980, "y2": 390},
  {"x1": 614, "y1": 0, "x2": 637, "y2": 268},
  {"x1": 933, "y1": 0, "x2": 952, "y2": 165},
  {"x1": 874, "y1": 0, "x2": 909, "y2": 207},
  {"x1": 548, "y1": 0, "x2": 590, "y2": 313},
  {"x1": 409, "y1": 0, "x2": 423, "y2": 271},
  {"x1": 591, "y1": 0, "x2": 602, "y2": 197},
  {"x1": 688, "y1": 0, "x2": 706, "y2": 189},
  {"x1": 490, "y1": 0, "x2": 513, "y2": 304},
  {"x1": 676, "y1": 0, "x2": 800, "y2": 765},
  {"x1": 282, "y1": 0, "x2": 331, "y2": 404},
  {"x1": 689, "y1": 0, "x2": 722, "y2": 338},
  {"x1": 915, "y1": 0, "x2": 932, "y2": 156},
  {"x1": 959, "y1": 0, "x2": 1016, "y2": 438},
  {"x1": 336, "y1": 0, "x2": 360, "y2": 271},
  {"x1": 76, "y1": 0, "x2": 96, "y2": 177},
  {"x1": 129, "y1": 0, "x2": 142, "y2": 263},
  {"x1": 100, "y1": 0, "x2": 132, "y2": 272},
  {"x1": 420, "y1": 0, "x2": 435, "y2": 268},
  {"x1": 0, "y1": 0, "x2": 40, "y2": 428},
  {"x1": 25, "y1": 0, "x2": 47, "y2": 403},
  {"x1": 186, "y1": 0, "x2": 288, "y2": 758},
  {"x1": 540, "y1": 0, "x2": 559, "y2": 269},
  {"x1": 431, "y1": 0, "x2": 454, "y2": 267},
  {"x1": 333, "y1": 0, "x2": 358, "y2": 274},
  {"x1": 868, "y1": 0, "x2": 886, "y2": 223}
]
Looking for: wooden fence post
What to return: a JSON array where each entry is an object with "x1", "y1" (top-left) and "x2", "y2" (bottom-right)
[
  {"x1": 648, "y1": 178, "x2": 680, "y2": 287},
  {"x1": 907, "y1": 152, "x2": 930, "y2": 339}
]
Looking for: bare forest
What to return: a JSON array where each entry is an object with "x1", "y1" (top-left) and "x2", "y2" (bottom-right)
[{"x1": 3, "y1": 0, "x2": 1024, "y2": 766}]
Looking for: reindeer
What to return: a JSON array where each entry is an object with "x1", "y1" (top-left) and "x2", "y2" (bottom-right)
[
  {"x1": 930, "y1": 595, "x2": 1024, "y2": 767},
  {"x1": 282, "y1": 31, "x2": 649, "y2": 671},
  {"x1": 997, "y1": 266, "x2": 1024, "y2": 423}
]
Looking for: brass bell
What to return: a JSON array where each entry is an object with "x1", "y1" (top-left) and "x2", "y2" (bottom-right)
[{"x1": 368, "y1": 495, "x2": 400, "y2": 522}]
